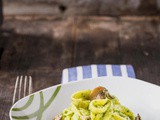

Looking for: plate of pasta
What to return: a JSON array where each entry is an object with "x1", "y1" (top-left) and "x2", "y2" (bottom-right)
[{"x1": 10, "y1": 76, "x2": 160, "y2": 120}]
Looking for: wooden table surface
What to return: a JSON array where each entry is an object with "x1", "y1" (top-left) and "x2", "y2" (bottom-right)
[{"x1": 0, "y1": 16, "x2": 160, "y2": 120}]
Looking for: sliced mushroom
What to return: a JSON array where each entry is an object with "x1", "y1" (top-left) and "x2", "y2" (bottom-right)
[
  {"x1": 89, "y1": 86, "x2": 114, "y2": 100},
  {"x1": 135, "y1": 114, "x2": 141, "y2": 120},
  {"x1": 53, "y1": 114, "x2": 62, "y2": 120}
]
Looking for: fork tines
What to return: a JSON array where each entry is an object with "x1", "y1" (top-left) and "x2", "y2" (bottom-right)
[{"x1": 12, "y1": 76, "x2": 32, "y2": 105}]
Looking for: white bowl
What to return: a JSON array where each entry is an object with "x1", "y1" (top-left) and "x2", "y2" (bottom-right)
[{"x1": 10, "y1": 77, "x2": 160, "y2": 120}]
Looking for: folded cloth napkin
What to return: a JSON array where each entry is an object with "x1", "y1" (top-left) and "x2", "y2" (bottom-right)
[{"x1": 62, "y1": 64, "x2": 135, "y2": 84}]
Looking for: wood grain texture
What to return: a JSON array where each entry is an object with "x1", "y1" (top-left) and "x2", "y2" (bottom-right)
[
  {"x1": 0, "y1": 17, "x2": 75, "y2": 120},
  {"x1": 0, "y1": 16, "x2": 160, "y2": 119},
  {"x1": 3, "y1": 0, "x2": 160, "y2": 16},
  {"x1": 72, "y1": 17, "x2": 160, "y2": 85}
]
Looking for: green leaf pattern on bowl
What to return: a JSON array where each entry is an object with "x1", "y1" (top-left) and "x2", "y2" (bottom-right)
[{"x1": 11, "y1": 85, "x2": 61, "y2": 120}]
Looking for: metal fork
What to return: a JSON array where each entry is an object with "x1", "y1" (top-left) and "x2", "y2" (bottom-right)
[{"x1": 12, "y1": 76, "x2": 32, "y2": 105}]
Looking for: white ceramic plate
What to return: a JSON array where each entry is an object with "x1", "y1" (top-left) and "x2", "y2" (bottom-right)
[{"x1": 10, "y1": 77, "x2": 160, "y2": 120}]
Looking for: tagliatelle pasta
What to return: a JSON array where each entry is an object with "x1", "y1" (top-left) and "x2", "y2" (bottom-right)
[{"x1": 54, "y1": 86, "x2": 141, "y2": 120}]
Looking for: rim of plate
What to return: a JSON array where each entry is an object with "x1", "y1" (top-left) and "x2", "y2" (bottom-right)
[{"x1": 9, "y1": 76, "x2": 160, "y2": 119}]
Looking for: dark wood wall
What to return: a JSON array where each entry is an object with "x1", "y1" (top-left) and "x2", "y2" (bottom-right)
[{"x1": 0, "y1": 0, "x2": 3, "y2": 26}]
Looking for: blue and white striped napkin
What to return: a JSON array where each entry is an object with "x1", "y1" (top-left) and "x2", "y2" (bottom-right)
[{"x1": 62, "y1": 64, "x2": 135, "y2": 84}]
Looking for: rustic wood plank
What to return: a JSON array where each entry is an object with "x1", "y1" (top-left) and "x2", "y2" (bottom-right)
[
  {"x1": 0, "y1": 17, "x2": 75, "y2": 120},
  {"x1": 72, "y1": 17, "x2": 121, "y2": 66},
  {"x1": 3, "y1": 2, "x2": 60, "y2": 15},
  {"x1": 119, "y1": 18, "x2": 160, "y2": 85},
  {"x1": 0, "y1": 16, "x2": 160, "y2": 120},
  {"x1": 3, "y1": 0, "x2": 160, "y2": 16},
  {"x1": 73, "y1": 16, "x2": 160, "y2": 85}
]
